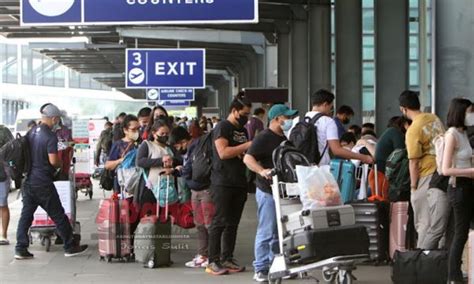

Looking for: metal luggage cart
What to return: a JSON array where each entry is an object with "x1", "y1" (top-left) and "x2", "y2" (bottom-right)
[
  {"x1": 28, "y1": 164, "x2": 81, "y2": 252},
  {"x1": 268, "y1": 172, "x2": 369, "y2": 284},
  {"x1": 74, "y1": 144, "x2": 93, "y2": 199}
]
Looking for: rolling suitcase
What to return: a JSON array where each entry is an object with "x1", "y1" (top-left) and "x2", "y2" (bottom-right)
[
  {"x1": 283, "y1": 205, "x2": 355, "y2": 235},
  {"x1": 282, "y1": 224, "x2": 370, "y2": 264},
  {"x1": 330, "y1": 159, "x2": 357, "y2": 204},
  {"x1": 351, "y1": 164, "x2": 390, "y2": 263},
  {"x1": 134, "y1": 174, "x2": 172, "y2": 268},
  {"x1": 389, "y1": 202, "x2": 410, "y2": 259},
  {"x1": 97, "y1": 188, "x2": 132, "y2": 262}
]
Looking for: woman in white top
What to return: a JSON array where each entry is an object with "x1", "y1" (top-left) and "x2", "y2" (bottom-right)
[{"x1": 441, "y1": 98, "x2": 474, "y2": 284}]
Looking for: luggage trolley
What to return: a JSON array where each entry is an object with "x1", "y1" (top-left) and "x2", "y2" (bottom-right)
[
  {"x1": 29, "y1": 163, "x2": 81, "y2": 252},
  {"x1": 268, "y1": 172, "x2": 369, "y2": 284},
  {"x1": 74, "y1": 144, "x2": 93, "y2": 199}
]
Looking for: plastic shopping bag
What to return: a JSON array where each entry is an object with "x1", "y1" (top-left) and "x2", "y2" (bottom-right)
[{"x1": 296, "y1": 165, "x2": 342, "y2": 210}]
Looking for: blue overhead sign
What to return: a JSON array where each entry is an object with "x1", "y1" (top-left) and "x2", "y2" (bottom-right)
[
  {"x1": 158, "y1": 88, "x2": 195, "y2": 101},
  {"x1": 126, "y1": 49, "x2": 205, "y2": 89},
  {"x1": 159, "y1": 101, "x2": 191, "y2": 108},
  {"x1": 21, "y1": 0, "x2": 258, "y2": 26}
]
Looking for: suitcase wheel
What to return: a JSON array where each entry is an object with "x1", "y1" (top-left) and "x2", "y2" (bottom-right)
[{"x1": 147, "y1": 260, "x2": 155, "y2": 269}]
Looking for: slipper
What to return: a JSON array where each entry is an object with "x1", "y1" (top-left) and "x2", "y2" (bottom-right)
[{"x1": 0, "y1": 238, "x2": 10, "y2": 245}]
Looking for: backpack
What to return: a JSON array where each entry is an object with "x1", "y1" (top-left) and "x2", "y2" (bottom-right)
[
  {"x1": 272, "y1": 140, "x2": 310, "y2": 183},
  {"x1": 191, "y1": 132, "x2": 213, "y2": 185},
  {"x1": 385, "y1": 148, "x2": 410, "y2": 202},
  {"x1": 0, "y1": 133, "x2": 31, "y2": 188},
  {"x1": 289, "y1": 113, "x2": 327, "y2": 164}
]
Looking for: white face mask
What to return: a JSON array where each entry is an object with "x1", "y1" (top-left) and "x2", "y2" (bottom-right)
[
  {"x1": 130, "y1": 131, "x2": 139, "y2": 141},
  {"x1": 465, "y1": 112, "x2": 474, "y2": 127}
]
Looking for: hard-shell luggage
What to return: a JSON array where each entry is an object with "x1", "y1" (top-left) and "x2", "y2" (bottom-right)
[
  {"x1": 468, "y1": 231, "x2": 474, "y2": 284},
  {"x1": 389, "y1": 202, "x2": 410, "y2": 259},
  {"x1": 391, "y1": 249, "x2": 448, "y2": 284},
  {"x1": 134, "y1": 174, "x2": 172, "y2": 268},
  {"x1": 351, "y1": 202, "x2": 390, "y2": 263},
  {"x1": 330, "y1": 159, "x2": 356, "y2": 204},
  {"x1": 283, "y1": 205, "x2": 355, "y2": 235},
  {"x1": 282, "y1": 224, "x2": 370, "y2": 264},
  {"x1": 97, "y1": 196, "x2": 132, "y2": 262}
]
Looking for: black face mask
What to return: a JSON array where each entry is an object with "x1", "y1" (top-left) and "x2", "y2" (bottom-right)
[
  {"x1": 156, "y1": 136, "x2": 169, "y2": 144},
  {"x1": 154, "y1": 115, "x2": 167, "y2": 121},
  {"x1": 236, "y1": 114, "x2": 248, "y2": 128},
  {"x1": 178, "y1": 148, "x2": 187, "y2": 155},
  {"x1": 342, "y1": 118, "x2": 350, "y2": 125}
]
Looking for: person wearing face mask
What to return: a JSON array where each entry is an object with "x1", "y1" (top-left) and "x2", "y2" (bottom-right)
[
  {"x1": 14, "y1": 103, "x2": 88, "y2": 260},
  {"x1": 135, "y1": 120, "x2": 181, "y2": 219},
  {"x1": 143, "y1": 106, "x2": 169, "y2": 141},
  {"x1": 105, "y1": 114, "x2": 140, "y2": 193},
  {"x1": 440, "y1": 98, "x2": 474, "y2": 284},
  {"x1": 243, "y1": 104, "x2": 298, "y2": 282},
  {"x1": 334, "y1": 105, "x2": 355, "y2": 139},
  {"x1": 398, "y1": 90, "x2": 446, "y2": 250},
  {"x1": 205, "y1": 93, "x2": 252, "y2": 276}
]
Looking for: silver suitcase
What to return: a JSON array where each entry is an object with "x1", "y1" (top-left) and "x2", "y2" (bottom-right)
[{"x1": 283, "y1": 205, "x2": 356, "y2": 235}]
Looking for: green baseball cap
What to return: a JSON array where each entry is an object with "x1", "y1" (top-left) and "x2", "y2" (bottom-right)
[{"x1": 268, "y1": 104, "x2": 299, "y2": 120}]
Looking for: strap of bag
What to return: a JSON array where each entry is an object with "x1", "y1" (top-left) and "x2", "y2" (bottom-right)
[
  {"x1": 310, "y1": 113, "x2": 328, "y2": 165},
  {"x1": 120, "y1": 142, "x2": 134, "y2": 159}
]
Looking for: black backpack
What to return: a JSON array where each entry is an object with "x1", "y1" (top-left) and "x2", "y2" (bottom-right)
[
  {"x1": 0, "y1": 133, "x2": 31, "y2": 188},
  {"x1": 191, "y1": 132, "x2": 213, "y2": 184},
  {"x1": 289, "y1": 113, "x2": 327, "y2": 164},
  {"x1": 272, "y1": 141, "x2": 310, "y2": 183}
]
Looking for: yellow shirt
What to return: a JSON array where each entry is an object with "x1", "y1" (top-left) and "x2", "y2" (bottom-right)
[{"x1": 405, "y1": 113, "x2": 445, "y2": 177}]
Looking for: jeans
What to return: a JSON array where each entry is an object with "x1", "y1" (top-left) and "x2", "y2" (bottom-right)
[
  {"x1": 208, "y1": 185, "x2": 247, "y2": 263},
  {"x1": 16, "y1": 182, "x2": 74, "y2": 251},
  {"x1": 191, "y1": 189, "x2": 215, "y2": 257},
  {"x1": 447, "y1": 178, "x2": 474, "y2": 281},
  {"x1": 411, "y1": 174, "x2": 432, "y2": 248},
  {"x1": 253, "y1": 188, "x2": 278, "y2": 273},
  {"x1": 421, "y1": 188, "x2": 450, "y2": 249}
]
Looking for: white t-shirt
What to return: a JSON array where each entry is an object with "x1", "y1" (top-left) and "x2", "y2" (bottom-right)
[{"x1": 288, "y1": 111, "x2": 339, "y2": 166}]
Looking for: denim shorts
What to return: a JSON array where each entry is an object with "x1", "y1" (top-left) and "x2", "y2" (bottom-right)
[{"x1": 0, "y1": 178, "x2": 10, "y2": 207}]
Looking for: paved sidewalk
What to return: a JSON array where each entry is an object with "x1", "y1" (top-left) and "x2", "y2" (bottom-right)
[{"x1": 0, "y1": 182, "x2": 391, "y2": 284}]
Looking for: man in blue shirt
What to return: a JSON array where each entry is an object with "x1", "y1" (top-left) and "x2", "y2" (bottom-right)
[
  {"x1": 15, "y1": 103, "x2": 88, "y2": 260},
  {"x1": 334, "y1": 105, "x2": 354, "y2": 139}
]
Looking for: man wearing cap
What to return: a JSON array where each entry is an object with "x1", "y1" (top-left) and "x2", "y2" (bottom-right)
[
  {"x1": 244, "y1": 104, "x2": 298, "y2": 282},
  {"x1": 14, "y1": 103, "x2": 88, "y2": 260}
]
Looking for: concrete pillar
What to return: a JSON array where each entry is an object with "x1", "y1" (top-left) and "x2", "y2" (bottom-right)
[
  {"x1": 309, "y1": 0, "x2": 332, "y2": 96},
  {"x1": 277, "y1": 33, "x2": 290, "y2": 88},
  {"x1": 434, "y1": 0, "x2": 474, "y2": 121},
  {"x1": 266, "y1": 45, "x2": 278, "y2": 88},
  {"x1": 375, "y1": 0, "x2": 409, "y2": 132},
  {"x1": 257, "y1": 54, "x2": 265, "y2": 88},
  {"x1": 335, "y1": 0, "x2": 363, "y2": 126},
  {"x1": 290, "y1": 18, "x2": 309, "y2": 114},
  {"x1": 249, "y1": 56, "x2": 258, "y2": 87}
]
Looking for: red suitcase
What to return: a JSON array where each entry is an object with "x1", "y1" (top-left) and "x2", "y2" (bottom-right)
[
  {"x1": 97, "y1": 194, "x2": 132, "y2": 262},
  {"x1": 389, "y1": 201, "x2": 409, "y2": 259}
]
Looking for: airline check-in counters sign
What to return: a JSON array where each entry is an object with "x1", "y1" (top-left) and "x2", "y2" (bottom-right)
[
  {"x1": 21, "y1": 0, "x2": 258, "y2": 25},
  {"x1": 147, "y1": 88, "x2": 194, "y2": 108}
]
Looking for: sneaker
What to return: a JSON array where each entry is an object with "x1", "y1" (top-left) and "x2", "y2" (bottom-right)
[
  {"x1": 222, "y1": 259, "x2": 246, "y2": 273},
  {"x1": 253, "y1": 271, "x2": 269, "y2": 282},
  {"x1": 185, "y1": 255, "x2": 209, "y2": 268},
  {"x1": 14, "y1": 250, "x2": 34, "y2": 260},
  {"x1": 64, "y1": 244, "x2": 88, "y2": 257},
  {"x1": 0, "y1": 238, "x2": 10, "y2": 246},
  {"x1": 54, "y1": 236, "x2": 63, "y2": 245},
  {"x1": 205, "y1": 262, "x2": 229, "y2": 276}
]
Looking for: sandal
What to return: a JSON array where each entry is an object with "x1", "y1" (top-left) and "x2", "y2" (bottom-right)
[{"x1": 0, "y1": 238, "x2": 10, "y2": 245}]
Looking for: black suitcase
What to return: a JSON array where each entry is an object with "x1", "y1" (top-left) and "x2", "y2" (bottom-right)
[
  {"x1": 282, "y1": 224, "x2": 370, "y2": 264},
  {"x1": 351, "y1": 202, "x2": 390, "y2": 263}
]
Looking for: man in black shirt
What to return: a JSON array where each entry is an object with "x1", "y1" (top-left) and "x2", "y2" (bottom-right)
[
  {"x1": 244, "y1": 104, "x2": 298, "y2": 282},
  {"x1": 15, "y1": 103, "x2": 88, "y2": 260},
  {"x1": 205, "y1": 94, "x2": 252, "y2": 276}
]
